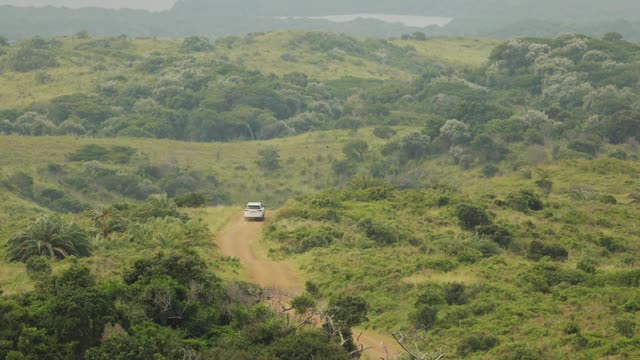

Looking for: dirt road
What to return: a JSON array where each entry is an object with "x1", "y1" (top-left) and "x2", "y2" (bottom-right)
[
  {"x1": 216, "y1": 214, "x2": 303, "y2": 292},
  {"x1": 214, "y1": 213, "x2": 403, "y2": 360}
]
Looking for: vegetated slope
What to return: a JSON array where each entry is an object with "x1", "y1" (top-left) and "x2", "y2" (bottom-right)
[
  {"x1": 0, "y1": 32, "x2": 491, "y2": 107},
  {"x1": 0, "y1": 200, "x2": 355, "y2": 359},
  {"x1": 265, "y1": 157, "x2": 640, "y2": 359}
]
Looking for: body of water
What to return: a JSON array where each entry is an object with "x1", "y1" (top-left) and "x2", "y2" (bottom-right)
[{"x1": 279, "y1": 14, "x2": 453, "y2": 28}]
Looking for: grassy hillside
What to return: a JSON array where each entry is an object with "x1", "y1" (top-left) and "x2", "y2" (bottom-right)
[{"x1": 0, "y1": 32, "x2": 495, "y2": 108}]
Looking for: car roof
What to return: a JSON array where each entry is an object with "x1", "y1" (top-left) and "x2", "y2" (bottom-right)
[{"x1": 247, "y1": 202, "x2": 263, "y2": 206}]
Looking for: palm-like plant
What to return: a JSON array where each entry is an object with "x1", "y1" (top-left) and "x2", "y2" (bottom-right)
[{"x1": 6, "y1": 215, "x2": 92, "y2": 262}]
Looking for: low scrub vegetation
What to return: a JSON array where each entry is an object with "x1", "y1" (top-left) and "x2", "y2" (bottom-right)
[{"x1": 266, "y1": 167, "x2": 640, "y2": 358}]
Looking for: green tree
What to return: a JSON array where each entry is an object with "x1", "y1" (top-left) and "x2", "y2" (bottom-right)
[
  {"x1": 411, "y1": 305, "x2": 438, "y2": 330},
  {"x1": 257, "y1": 146, "x2": 281, "y2": 172},
  {"x1": 603, "y1": 32, "x2": 624, "y2": 42},
  {"x1": 373, "y1": 126, "x2": 397, "y2": 140},
  {"x1": 74, "y1": 30, "x2": 90, "y2": 39},
  {"x1": 6, "y1": 215, "x2": 91, "y2": 262},
  {"x1": 180, "y1": 35, "x2": 212, "y2": 53},
  {"x1": 455, "y1": 204, "x2": 491, "y2": 230},
  {"x1": 85, "y1": 323, "x2": 189, "y2": 360},
  {"x1": 327, "y1": 295, "x2": 368, "y2": 329},
  {"x1": 268, "y1": 330, "x2": 351, "y2": 360},
  {"x1": 342, "y1": 139, "x2": 368, "y2": 161},
  {"x1": 25, "y1": 256, "x2": 52, "y2": 280}
]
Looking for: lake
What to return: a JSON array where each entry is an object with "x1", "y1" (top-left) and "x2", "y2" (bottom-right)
[{"x1": 279, "y1": 14, "x2": 453, "y2": 28}]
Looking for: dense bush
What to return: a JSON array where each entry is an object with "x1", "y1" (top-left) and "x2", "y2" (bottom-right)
[
  {"x1": 25, "y1": 256, "x2": 52, "y2": 279},
  {"x1": 411, "y1": 305, "x2": 438, "y2": 330},
  {"x1": 505, "y1": 190, "x2": 544, "y2": 212},
  {"x1": 180, "y1": 35, "x2": 212, "y2": 53},
  {"x1": 6, "y1": 44, "x2": 58, "y2": 72},
  {"x1": 527, "y1": 240, "x2": 568, "y2": 261},
  {"x1": 457, "y1": 333, "x2": 499, "y2": 356},
  {"x1": 174, "y1": 192, "x2": 207, "y2": 207},
  {"x1": 456, "y1": 203, "x2": 491, "y2": 230},
  {"x1": 357, "y1": 217, "x2": 400, "y2": 245},
  {"x1": 443, "y1": 282, "x2": 467, "y2": 305}
]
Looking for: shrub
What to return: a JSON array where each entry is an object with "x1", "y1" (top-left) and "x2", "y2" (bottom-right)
[
  {"x1": 416, "y1": 285, "x2": 446, "y2": 306},
  {"x1": 67, "y1": 144, "x2": 136, "y2": 164},
  {"x1": 599, "y1": 236, "x2": 626, "y2": 253},
  {"x1": 506, "y1": 190, "x2": 543, "y2": 212},
  {"x1": 599, "y1": 194, "x2": 618, "y2": 205},
  {"x1": 443, "y1": 282, "x2": 467, "y2": 305},
  {"x1": 608, "y1": 149, "x2": 628, "y2": 160},
  {"x1": 420, "y1": 257, "x2": 458, "y2": 272},
  {"x1": 174, "y1": 192, "x2": 207, "y2": 208},
  {"x1": 373, "y1": 126, "x2": 397, "y2": 140},
  {"x1": 476, "y1": 224, "x2": 513, "y2": 248},
  {"x1": 568, "y1": 139, "x2": 600, "y2": 157},
  {"x1": 7, "y1": 46, "x2": 58, "y2": 72},
  {"x1": 291, "y1": 294, "x2": 316, "y2": 315},
  {"x1": 86, "y1": 323, "x2": 191, "y2": 360},
  {"x1": 48, "y1": 196, "x2": 90, "y2": 214},
  {"x1": 482, "y1": 164, "x2": 500, "y2": 178},
  {"x1": 457, "y1": 333, "x2": 499, "y2": 356},
  {"x1": 577, "y1": 259, "x2": 597, "y2": 274},
  {"x1": 455, "y1": 203, "x2": 491, "y2": 230},
  {"x1": 7, "y1": 171, "x2": 34, "y2": 198},
  {"x1": 411, "y1": 305, "x2": 438, "y2": 330},
  {"x1": 267, "y1": 330, "x2": 351, "y2": 360},
  {"x1": 327, "y1": 295, "x2": 369, "y2": 328},
  {"x1": 342, "y1": 140, "x2": 369, "y2": 161},
  {"x1": 527, "y1": 240, "x2": 568, "y2": 261},
  {"x1": 614, "y1": 317, "x2": 636, "y2": 338},
  {"x1": 569, "y1": 185, "x2": 600, "y2": 201},
  {"x1": 305, "y1": 281, "x2": 321, "y2": 298},
  {"x1": 357, "y1": 217, "x2": 398, "y2": 245},
  {"x1": 498, "y1": 342, "x2": 543, "y2": 359},
  {"x1": 180, "y1": 35, "x2": 212, "y2": 53},
  {"x1": 25, "y1": 256, "x2": 52, "y2": 280},
  {"x1": 475, "y1": 239, "x2": 502, "y2": 257},
  {"x1": 257, "y1": 146, "x2": 281, "y2": 173},
  {"x1": 535, "y1": 178, "x2": 553, "y2": 194}
]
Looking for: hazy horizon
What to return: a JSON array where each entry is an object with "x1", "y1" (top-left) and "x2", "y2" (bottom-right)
[{"x1": 0, "y1": 0, "x2": 176, "y2": 11}]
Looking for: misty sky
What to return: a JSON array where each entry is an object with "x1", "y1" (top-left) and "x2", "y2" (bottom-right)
[{"x1": 0, "y1": 0, "x2": 176, "y2": 11}]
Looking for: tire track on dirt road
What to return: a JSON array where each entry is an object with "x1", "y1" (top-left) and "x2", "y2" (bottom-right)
[{"x1": 214, "y1": 213, "x2": 402, "y2": 360}]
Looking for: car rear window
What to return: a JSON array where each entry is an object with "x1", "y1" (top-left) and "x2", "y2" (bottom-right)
[{"x1": 247, "y1": 205, "x2": 261, "y2": 209}]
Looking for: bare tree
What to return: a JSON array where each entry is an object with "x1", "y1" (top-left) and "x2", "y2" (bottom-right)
[{"x1": 392, "y1": 331, "x2": 445, "y2": 360}]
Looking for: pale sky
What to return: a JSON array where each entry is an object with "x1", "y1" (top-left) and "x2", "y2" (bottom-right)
[{"x1": 0, "y1": 0, "x2": 177, "y2": 11}]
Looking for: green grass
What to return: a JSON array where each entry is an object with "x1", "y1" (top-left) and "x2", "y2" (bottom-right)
[
  {"x1": 0, "y1": 128, "x2": 407, "y2": 206},
  {"x1": 392, "y1": 37, "x2": 499, "y2": 69}
]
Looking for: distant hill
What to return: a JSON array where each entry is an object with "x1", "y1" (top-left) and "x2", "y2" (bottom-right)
[{"x1": 1, "y1": 0, "x2": 640, "y2": 40}]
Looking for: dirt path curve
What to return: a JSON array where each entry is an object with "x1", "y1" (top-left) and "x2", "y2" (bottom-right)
[{"x1": 214, "y1": 213, "x2": 402, "y2": 360}]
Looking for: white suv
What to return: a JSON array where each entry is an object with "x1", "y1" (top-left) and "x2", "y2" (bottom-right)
[{"x1": 244, "y1": 202, "x2": 266, "y2": 221}]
